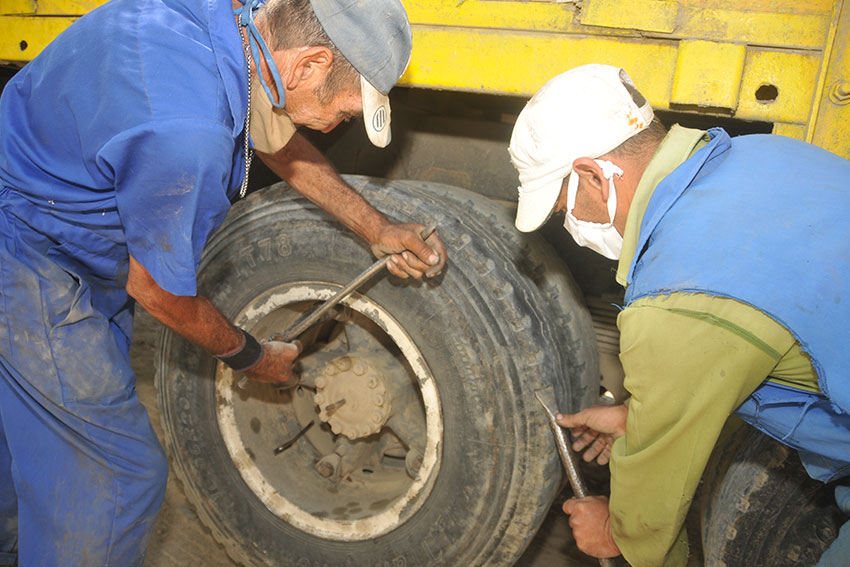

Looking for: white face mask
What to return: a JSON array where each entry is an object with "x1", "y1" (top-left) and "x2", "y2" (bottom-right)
[{"x1": 563, "y1": 159, "x2": 624, "y2": 260}]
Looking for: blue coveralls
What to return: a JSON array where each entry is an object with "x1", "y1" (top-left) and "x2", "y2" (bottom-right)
[
  {"x1": 0, "y1": 0, "x2": 250, "y2": 563},
  {"x1": 624, "y1": 129, "x2": 850, "y2": 562}
]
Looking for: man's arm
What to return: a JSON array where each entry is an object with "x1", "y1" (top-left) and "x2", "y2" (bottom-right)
[
  {"x1": 126, "y1": 256, "x2": 300, "y2": 383},
  {"x1": 256, "y1": 132, "x2": 447, "y2": 278},
  {"x1": 608, "y1": 294, "x2": 796, "y2": 567}
]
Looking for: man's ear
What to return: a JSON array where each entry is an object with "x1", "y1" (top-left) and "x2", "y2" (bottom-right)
[
  {"x1": 572, "y1": 157, "x2": 610, "y2": 202},
  {"x1": 285, "y1": 46, "x2": 333, "y2": 91}
]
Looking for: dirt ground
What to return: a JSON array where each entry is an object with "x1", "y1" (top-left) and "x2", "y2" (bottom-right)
[{"x1": 131, "y1": 307, "x2": 697, "y2": 567}]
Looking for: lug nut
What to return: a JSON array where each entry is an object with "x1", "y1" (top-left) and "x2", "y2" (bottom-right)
[
  {"x1": 371, "y1": 412, "x2": 383, "y2": 424},
  {"x1": 368, "y1": 377, "x2": 378, "y2": 389},
  {"x1": 353, "y1": 362, "x2": 365, "y2": 376}
]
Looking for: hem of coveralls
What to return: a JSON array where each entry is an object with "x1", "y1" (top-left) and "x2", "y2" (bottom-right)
[{"x1": 0, "y1": 551, "x2": 16, "y2": 565}]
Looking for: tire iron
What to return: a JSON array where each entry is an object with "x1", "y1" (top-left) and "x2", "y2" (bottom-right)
[
  {"x1": 237, "y1": 224, "x2": 437, "y2": 390},
  {"x1": 535, "y1": 389, "x2": 617, "y2": 567}
]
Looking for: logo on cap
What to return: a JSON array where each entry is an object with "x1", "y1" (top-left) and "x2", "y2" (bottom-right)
[{"x1": 372, "y1": 106, "x2": 388, "y2": 132}]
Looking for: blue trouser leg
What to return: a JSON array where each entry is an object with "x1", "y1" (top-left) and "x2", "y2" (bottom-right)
[
  {"x1": 0, "y1": 414, "x2": 18, "y2": 566},
  {"x1": 0, "y1": 225, "x2": 168, "y2": 566}
]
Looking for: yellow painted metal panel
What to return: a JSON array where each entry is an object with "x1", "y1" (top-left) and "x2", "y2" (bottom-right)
[
  {"x1": 580, "y1": 0, "x2": 679, "y2": 33},
  {"x1": 772, "y1": 123, "x2": 808, "y2": 140},
  {"x1": 2, "y1": 0, "x2": 37, "y2": 15},
  {"x1": 672, "y1": 40, "x2": 746, "y2": 109},
  {"x1": 33, "y1": 0, "x2": 106, "y2": 15},
  {"x1": 403, "y1": 0, "x2": 577, "y2": 32},
  {"x1": 682, "y1": 0, "x2": 832, "y2": 15},
  {"x1": 403, "y1": 1, "x2": 830, "y2": 50},
  {"x1": 736, "y1": 49, "x2": 821, "y2": 123},
  {"x1": 400, "y1": 26, "x2": 679, "y2": 105},
  {"x1": 681, "y1": 8, "x2": 829, "y2": 48},
  {"x1": 810, "y1": 0, "x2": 850, "y2": 159},
  {"x1": 1, "y1": 0, "x2": 102, "y2": 15},
  {"x1": 0, "y1": 16, "x2": 76, "y2": 63}
]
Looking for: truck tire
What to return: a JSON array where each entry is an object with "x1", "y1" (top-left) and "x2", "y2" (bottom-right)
[
  {"x1": 155, "y1": 176, "x2": 599, "y2": 567},
  {"x1": 701, "y1": 424, "x2": 844, "y2": 567}
]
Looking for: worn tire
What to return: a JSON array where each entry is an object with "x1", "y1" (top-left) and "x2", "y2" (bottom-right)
[
  {"x1": 701, "y1": 424, "x2": 843, "y2": 567},
  {"x1": 155, "y1": 176, "x2": 598, "y2": 567}
]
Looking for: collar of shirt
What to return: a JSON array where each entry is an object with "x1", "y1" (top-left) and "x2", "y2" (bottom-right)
[{"x1": 615, "y1": 124, "x2": 710, "y2": 286}]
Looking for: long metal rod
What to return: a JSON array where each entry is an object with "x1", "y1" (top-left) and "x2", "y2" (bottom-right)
[
  {"x1": 535, "y1": 391, "x2": 617, "y2": 567},
  {"x1": 279, "y1": 224, "x2": 436, "y2": 342},
  {"x1": 536, "y1": 391, "x2": 589, "y2": 498},
  {"x1": 237, "y1": 225, "x2": 437, "y2": 389}
]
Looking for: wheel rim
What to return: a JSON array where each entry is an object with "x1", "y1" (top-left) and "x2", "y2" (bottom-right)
[{"x1": 215, "y1": 282, "x2": 443, "y2": 541}]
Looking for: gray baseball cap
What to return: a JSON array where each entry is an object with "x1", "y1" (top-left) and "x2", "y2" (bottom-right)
[{"x1": 310, "y1": 0, "x2": 413, "y2": 147}]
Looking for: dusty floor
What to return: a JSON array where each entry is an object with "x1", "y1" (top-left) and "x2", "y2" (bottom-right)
[{"x1": 131, "y1": 308, "x2": 697, "y2": 567}]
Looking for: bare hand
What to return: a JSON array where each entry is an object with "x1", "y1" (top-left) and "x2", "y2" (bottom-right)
[
  {"x1": 562, "y1": 496, "x2": 621, "y2": 559},
  {"x1": 370, "y1": 223, "x2": 447, "y2": 279},
  {"x1": 244, "y1": 340, "x2": 302, "y2": 384},
  {"x1": 556, "y1": 404, "x2": 627, "y2": 465}
]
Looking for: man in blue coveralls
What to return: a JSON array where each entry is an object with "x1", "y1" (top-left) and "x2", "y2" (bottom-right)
[
  {"x1": 0, "y1": 0, "x2": 447, "y2": 564},
  {"x1": 508, "y1": 64, "x2": 850, "y2": 566}
]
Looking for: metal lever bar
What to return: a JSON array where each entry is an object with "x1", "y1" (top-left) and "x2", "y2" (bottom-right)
[
  {"x1": 279, "y1": 223, "x2": 437, "y2": 342},
  {"x1": 236, "y1": 224, "x2": 437, "y2": 389},
  {"x1": 535, "y1": 391, "x2": 618, "y2": 567}
]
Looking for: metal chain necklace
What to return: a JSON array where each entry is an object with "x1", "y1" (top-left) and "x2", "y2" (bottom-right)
[{"x1": 237, "y1": 22, "x2": 254, "y2": 199}]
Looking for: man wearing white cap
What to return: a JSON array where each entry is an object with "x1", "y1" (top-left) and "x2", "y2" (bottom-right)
[
  {"x1": 0, "y1": 0, "x2": 445, "y2": 564},
  {"x1": 509, "y1": 64, "x2": 850, "y2": 566}
]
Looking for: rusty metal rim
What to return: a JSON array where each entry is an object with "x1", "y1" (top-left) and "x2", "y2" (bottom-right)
[{"x1": 214, "y1": 281, "x2": 443, "y2": 541}]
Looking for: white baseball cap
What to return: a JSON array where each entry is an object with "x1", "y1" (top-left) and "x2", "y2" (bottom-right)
[{"x1": 508, "y1": 64, "x2": 654, "y2": 232}]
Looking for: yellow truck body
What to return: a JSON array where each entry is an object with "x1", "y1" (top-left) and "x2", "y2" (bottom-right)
[{"x1": 2, "y1": 0, "x2": 848, "y2": 158}]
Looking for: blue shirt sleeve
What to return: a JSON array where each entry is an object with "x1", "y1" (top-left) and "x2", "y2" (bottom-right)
[{"x1": 98, "y1": 118, "x2": 235, "y2": 296}]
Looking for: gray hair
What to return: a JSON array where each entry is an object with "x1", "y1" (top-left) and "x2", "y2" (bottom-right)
[{"x1": 259, "y1": 0, "x2": 360, "y2": 103}]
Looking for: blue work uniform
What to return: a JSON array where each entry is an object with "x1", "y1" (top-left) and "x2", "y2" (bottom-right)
[
  {"x1": 624, "y1": 129, "x2": 850, "y2": 563},
  {"x1": 0, "y1": 0, "x2": 250, "y2": 563}
]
